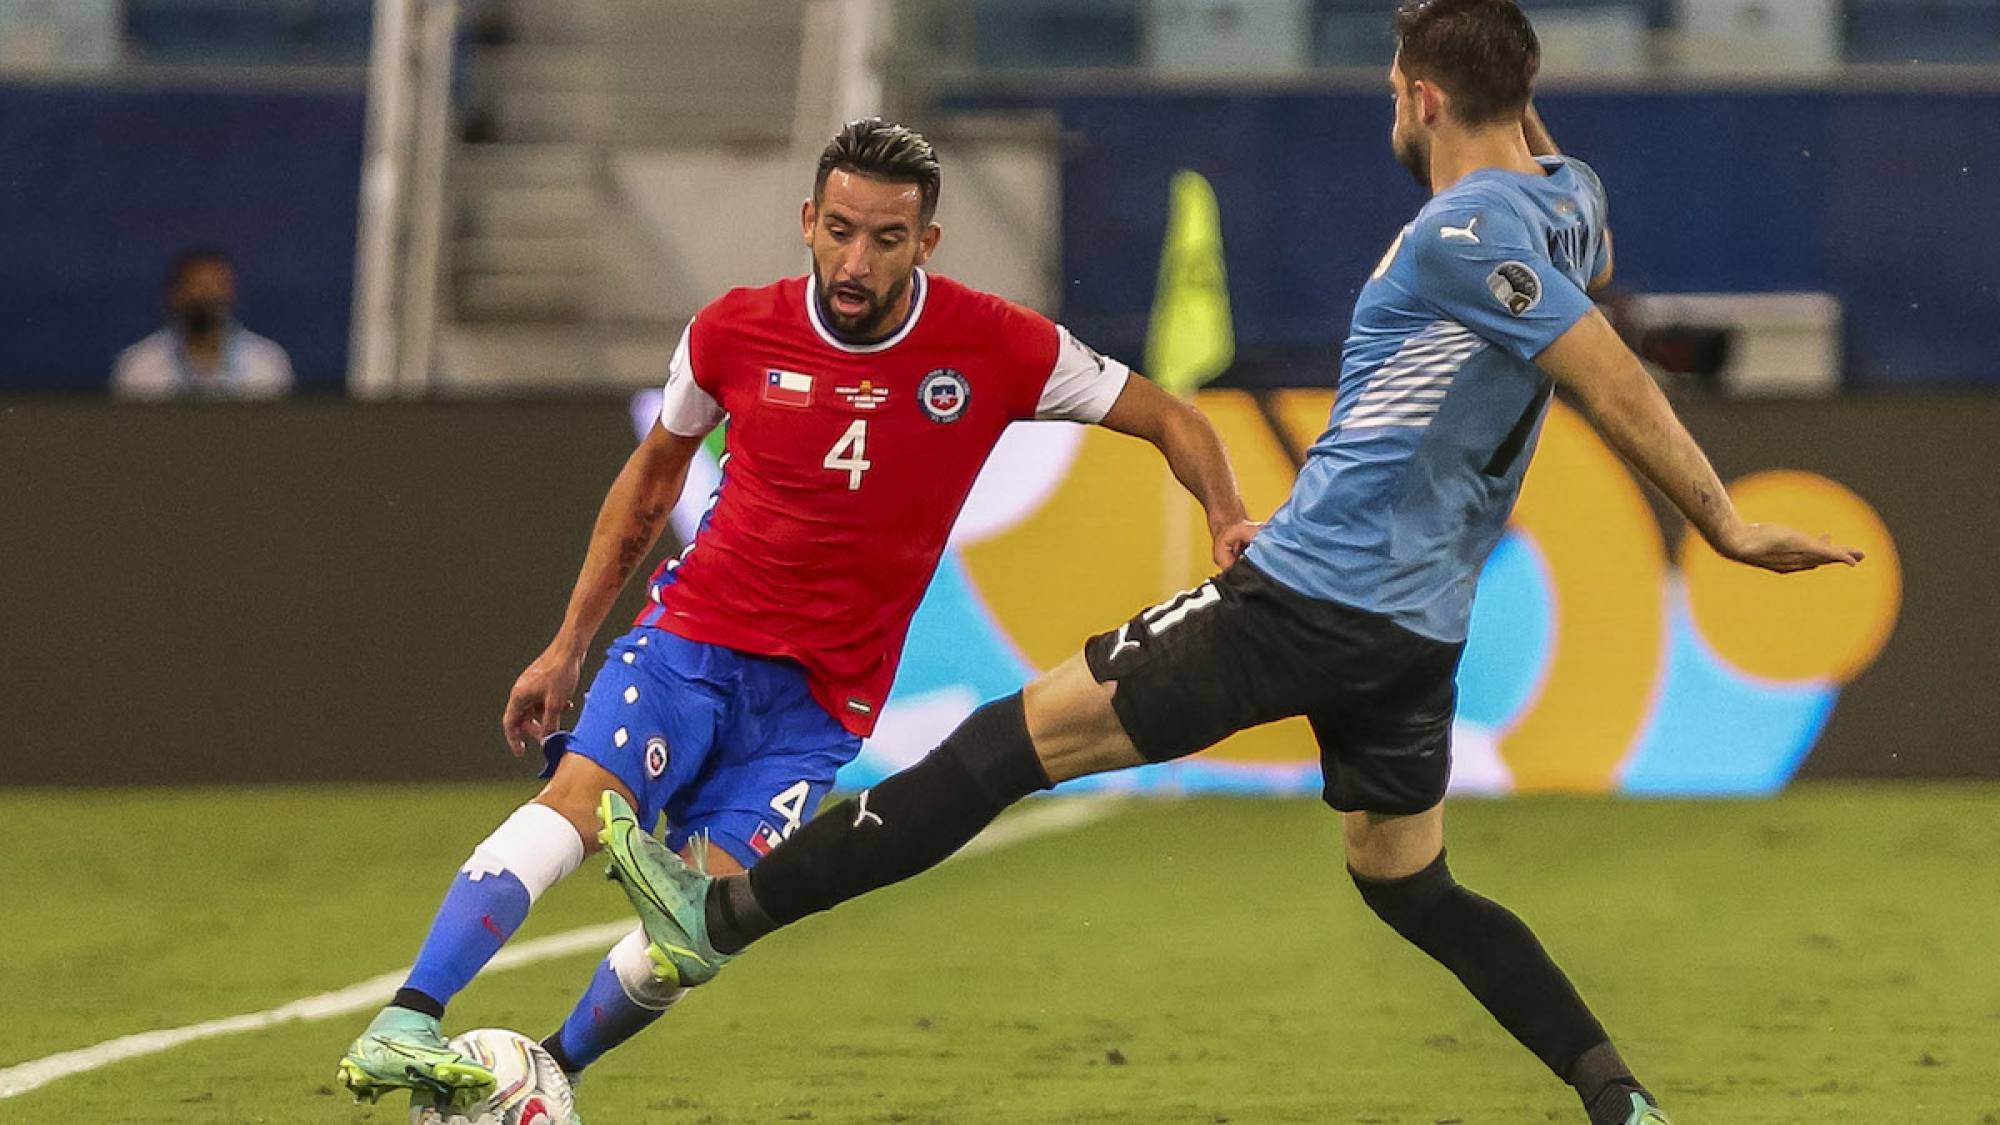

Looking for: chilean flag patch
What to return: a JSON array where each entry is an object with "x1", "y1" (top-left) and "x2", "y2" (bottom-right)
[
  {"x1": 763, "y1": 369, "x2": 814, "y2": 407},
  {"x1": 748, "y1": 822, "x2": 784, "y2": 856}
]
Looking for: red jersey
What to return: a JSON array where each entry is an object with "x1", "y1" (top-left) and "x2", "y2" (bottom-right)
[{"x1": 632, "y1": 270, "x2": 1130, "y2": 735}]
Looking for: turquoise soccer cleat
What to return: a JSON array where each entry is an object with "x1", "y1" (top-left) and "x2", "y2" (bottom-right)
[
  {"x1": 596, "y1": 790, "x2": 732, "y2": 987},
  {"x1": 1618, "y1": 1092, "x2": 1673, "y2": 1124},
  {"x1": 335, "y1": 1006, "x2": 495, "y2": 1110}
]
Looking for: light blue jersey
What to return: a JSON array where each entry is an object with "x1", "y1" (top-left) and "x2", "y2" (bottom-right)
[{"x1": 1246, "y1": 156, "x2": 1610, "y2": 642}]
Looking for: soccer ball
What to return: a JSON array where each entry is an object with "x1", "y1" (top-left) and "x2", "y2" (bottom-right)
[{"x1": 407, "y1": 1028, "x2": 574, "y2": 1125}]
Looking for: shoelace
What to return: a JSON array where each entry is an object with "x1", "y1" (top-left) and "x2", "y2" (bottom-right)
[{"x1": 685, "y1": 827, "x2": 715, "y2": 878}]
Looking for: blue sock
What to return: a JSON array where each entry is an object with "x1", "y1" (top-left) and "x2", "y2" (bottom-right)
[
  {"x1": 401, "y1": 867, "x2": 533, "y2": 1010},
  {"x1": 396, "y1": 804, "x2": 585, "y2": 1013},
  {"x1": 550, "y1": 958, "x2": 673, "y2": 1073}
]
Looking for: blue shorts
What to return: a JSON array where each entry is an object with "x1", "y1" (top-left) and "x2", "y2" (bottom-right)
[{"x1": 541, "y1": 628, "x2": 862, "y2": 867}]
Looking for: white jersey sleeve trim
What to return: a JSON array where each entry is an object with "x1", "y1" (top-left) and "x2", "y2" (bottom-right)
[
  {"x1": 1036, "y1": 324, "x2": 1131, "y2": 423},
  {"x1": 659, "y1": 320, "x2": 725, "y2": 437}
]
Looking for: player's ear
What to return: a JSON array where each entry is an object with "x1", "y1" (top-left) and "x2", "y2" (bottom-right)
[
  {"x1": 915, "y1": 222, "x2": 942, "y2": 266},
  {"x1": 1418, "y1": 79, "x2": 1447, "y2": 126},
  {"x1": 800, "y1": 198, "x2": 817, "y2": 246}
]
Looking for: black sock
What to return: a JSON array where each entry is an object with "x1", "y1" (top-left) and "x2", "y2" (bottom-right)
[
  {"x1": 1351, "y1": 853, "x2": 1618, "y2": 1087},
  {"x1": 1583, "y1": 1080, "x2": 1657, "y2": 1125},
  {"x1": 391, "y1": 987, "x2": 445, "y2": 1020},
  {"x1": 711, "y1": 693, "x2": 1047, "y2": 951},
  {"x1": 539, "y1": 1033, "x2": 580, "y2": 1077},
  {"x1": 1568, "y1": 1040, "x2": 1648, "y2": 1104},
  {"x1": 707, "y1": 871, "x2": 775, "y2": 956}
]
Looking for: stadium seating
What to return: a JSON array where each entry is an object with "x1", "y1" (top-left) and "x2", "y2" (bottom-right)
[
  {"x1": 971, "y1": 0, "x2": 1143, "y2": 70},
  {"x1": 108, "y1": 0, "x2": 2000, "y2": 73},
  {"x1": 970, "y1": 0, "x2": 1681, "y2": 72}
]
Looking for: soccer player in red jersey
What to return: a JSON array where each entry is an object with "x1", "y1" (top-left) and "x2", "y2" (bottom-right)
[{"x1": 336, "y1": 118, "x2": 1255, "y2": 1117}]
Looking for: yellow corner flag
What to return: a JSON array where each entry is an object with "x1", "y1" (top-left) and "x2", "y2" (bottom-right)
[{"x1": 1145, "y1": 170, "x2": 1234, "y2": 397}]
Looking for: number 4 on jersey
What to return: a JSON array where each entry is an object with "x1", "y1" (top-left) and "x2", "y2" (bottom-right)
[
  {"x1": 823, "y1": 419, "x2": 871, "y2": 490},
  {"x1": 769, "y1": 781, "x2": 812, "y2": 837}
]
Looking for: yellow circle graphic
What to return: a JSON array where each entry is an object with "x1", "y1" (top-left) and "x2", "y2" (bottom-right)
[
  {"x1": 1501, "y1": 402, "x2": 1667, "y2": 791},
  {"x1": 1678, "y1": 471, "x2": 1901, "y2": 684}
]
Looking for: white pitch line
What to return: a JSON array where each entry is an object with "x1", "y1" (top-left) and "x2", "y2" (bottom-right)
[
  {"x1": 0, "y1": 796, "x2": 1123, "y2": 1101},
  {"x1": 956, "y1": 795, "x2": 1118, "y2": 859}
]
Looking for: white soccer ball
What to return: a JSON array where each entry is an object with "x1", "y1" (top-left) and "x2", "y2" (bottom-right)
[{"x1": 407, "y1": 1028, "x2": 574, "y2": 1125}]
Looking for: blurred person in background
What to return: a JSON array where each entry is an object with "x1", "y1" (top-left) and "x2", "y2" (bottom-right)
[{"x1": 111, "y1": 248, "x2": 294, "y2": 400}]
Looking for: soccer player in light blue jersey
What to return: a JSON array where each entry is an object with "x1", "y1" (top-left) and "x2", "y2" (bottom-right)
[{"x1": 595, "y1": 3, "x2": 1862, "y2": 1122}]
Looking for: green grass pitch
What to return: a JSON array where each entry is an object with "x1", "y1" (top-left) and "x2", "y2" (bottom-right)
[{"x1": 3, "y1": 783, "x2": 1996, "y2": 1123}]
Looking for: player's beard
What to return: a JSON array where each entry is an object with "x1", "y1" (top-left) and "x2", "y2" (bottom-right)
[
  {"x1": 1393, "y1": 129, "x2": 1432, "y2": 191},
  {"x1": 812, "y1": 265, "x2": 910, "y2": 342}
]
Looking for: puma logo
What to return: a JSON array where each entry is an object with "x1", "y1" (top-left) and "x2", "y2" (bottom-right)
[
  {"x1": 1108, "y1": 623, "x2": 1142, "y2": 661},
  {"x1": 1441, "y1": 217, "x2": 1481, "y2": 244},
  {"x1": 853, "y1": 790, "x2": 884, "y2": 828}
]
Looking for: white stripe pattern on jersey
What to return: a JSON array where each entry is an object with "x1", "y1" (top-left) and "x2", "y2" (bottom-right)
[{"x1": 1342, "y1": 321, "x2": 1486, "y2": 430}]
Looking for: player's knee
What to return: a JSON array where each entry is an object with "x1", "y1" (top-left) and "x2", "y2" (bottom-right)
[
  {"x1": 1023, "y1": 654, "x2": 1140, "y2": 783},
  {"x1": 608, "y1": 927, "x2": 687, "y2": 1010},
  {"x1": 935, "y1": 692, "x2": 1050, "y2": 806},
  {"x1": 1350, "y1": 850, "x2": 1456, "y2": 939},
  {"x1": 529, "y1": 789, "x2": 605, "y2": 855},
  {"x1": 536, "y1": 758, "x2": 637, "y2": 854},
  {"x1": 466, "y1": 803, "x2": 587, "y2": 901}
]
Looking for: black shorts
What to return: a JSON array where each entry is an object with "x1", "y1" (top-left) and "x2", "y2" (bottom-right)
[{"x1": 1083, "y1": 560, "x2": 1465, "y2": 816}]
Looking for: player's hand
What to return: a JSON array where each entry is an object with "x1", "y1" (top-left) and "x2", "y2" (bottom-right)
[
  {"x1": 502, "y1": 644, "x2": 585, "y2": 758},
  {"x1": 1210, "y1": 520, "x2": 1260, "y2": 570},
  {"x1": 1716, "y1": 522, "x2": 1864, "y2": 574}
]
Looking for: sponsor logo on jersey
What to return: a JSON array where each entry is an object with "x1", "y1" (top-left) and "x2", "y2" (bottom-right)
[
  {"x1": 644, "y1": 737, "x2": 669, "y2": 779},
  {"x1": 1487, "y1": 262, "x2": 1542, "y2": 317},
  {"x1": 852, "y1": 790, "x2": 884, "y2": 827},
  {"x1": 919, "y1": 369, "x2": 970, "y2": 423},
  {"x1": 1440, "y1": 216, "x2": 1481, "y2": 243},
  {"x1": 1107, "y1": 622, "x2": 1143, "y2": 662},
  {"x1": 835, "y1": 379, "x2": 891, "y2": 411},
  {"x1": 763, "y1": 369, "x2": 815, "y2": 407},
  {"x1": 748, "y1": 821, "x2": 783, "y2": 856}
]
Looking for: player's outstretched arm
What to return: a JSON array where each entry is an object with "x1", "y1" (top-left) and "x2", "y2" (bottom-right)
[
  {"x1": 502, "y1": 422, "x2": 703, "y2": 755},
  {"x1": 1096, "y1": 374, "x2": 1257, "y2": 568},
  {"x1": 1535, "y1": 309, "x2": 1864, "y2": 574}
]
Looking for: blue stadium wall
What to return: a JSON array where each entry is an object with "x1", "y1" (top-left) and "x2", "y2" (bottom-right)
[
  {"x1": 0, "y1": 81, "x2": 366, "y2": 392},
  {"x1": 947, "y1": 85, "x2": 2000, "y2": 389},
  {"x1": 0, "y1": 84, "x2": 1991, "y2": 391}
]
